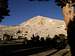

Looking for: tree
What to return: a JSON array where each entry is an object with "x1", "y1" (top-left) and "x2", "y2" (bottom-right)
[
  {"x1": 58, "y1": 34, "x2": 66, "y2": 39},
  {"x1": 53, "y1": 34, "x2": 67, "y2": 49},
  {"x1": 46, "y1": 35, "x2": 52, "y2": 47},
  {"x1": 55, "y1": 0, "x2": 75, "y2": 56},
  {"x1": 3, "y1": 33, "x2": 11, "y2": 41},
  {"x1": 55, "y1": 0, "x2": 75, "y2": 29},
  {"x1": 0, "y1": 0, "x2": 9, "y2": 22}
]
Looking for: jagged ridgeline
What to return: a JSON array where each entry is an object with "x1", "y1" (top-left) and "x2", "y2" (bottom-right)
[{"x1": 0, "y1": 16, "x2": 67, "y2": 40}]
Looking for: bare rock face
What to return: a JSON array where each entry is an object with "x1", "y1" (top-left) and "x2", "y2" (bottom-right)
[{"x1": 0, "y1": 16, "x2": 67, "y2": 40}]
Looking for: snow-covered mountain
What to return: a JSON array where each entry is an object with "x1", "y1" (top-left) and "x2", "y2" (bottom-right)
[
  {"x1": 0, "y1": 16, "x2": 67, "y2": 39},
  {"x1": 19, "y1": 16, "x2": 67, "y2": 39}
]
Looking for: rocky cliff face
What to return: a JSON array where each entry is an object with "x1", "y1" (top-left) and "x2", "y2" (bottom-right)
[{"x1": 0, "y1": 16, "x2": 67, "y2": 39}]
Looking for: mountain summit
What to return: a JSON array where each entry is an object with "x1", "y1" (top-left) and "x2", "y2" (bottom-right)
[{"x1": 20, "y1": 16, "x2": 65, "y2": 26}]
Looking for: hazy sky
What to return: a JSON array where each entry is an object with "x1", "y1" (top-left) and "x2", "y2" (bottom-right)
[{"x1": 0, "y1": 0, "x2": 64, "y2": 25}]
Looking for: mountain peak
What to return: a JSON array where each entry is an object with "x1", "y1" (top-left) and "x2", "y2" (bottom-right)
[{"x1": 20, "y1": 16, "x2": 64, "y2": 27}]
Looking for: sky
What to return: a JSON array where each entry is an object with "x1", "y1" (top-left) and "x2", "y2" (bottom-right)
[{"x1": 0, "y1": 0, "x2": 64, "y2": 26}]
